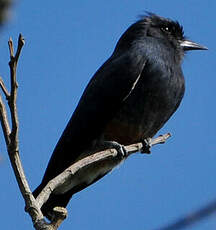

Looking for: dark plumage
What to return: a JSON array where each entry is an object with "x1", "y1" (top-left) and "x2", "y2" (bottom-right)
[{"x1": 33, "y1": 13, "x2": 207, "y2": 220}]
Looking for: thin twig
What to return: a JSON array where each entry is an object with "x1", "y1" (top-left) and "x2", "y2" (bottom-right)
[
  {"x1": 8, "y1": 36, "x2": 19, "y2": 144},
  {"x1": 15, "y1": 34, "x2": 25, "y2": 61},
  {"x1": 0, "y1": 77, "x2": 10, "y2": 99},
  {"x1": 1, "y1": 34, "x2": 79, "y2": 230},
  {"x1": 8, "y1": 37, "x2": 14, "y2": 58},
  {"x1": 3, "y1": 35, "x2": 46, "y2": 227},
  {"x1": 0, "y1": 93, "x2": 10, "y2": 145}
]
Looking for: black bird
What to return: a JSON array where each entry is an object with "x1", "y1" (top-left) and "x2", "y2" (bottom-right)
[{"x1": 33, "y1": 13, "x2": 207, "y2": 220}]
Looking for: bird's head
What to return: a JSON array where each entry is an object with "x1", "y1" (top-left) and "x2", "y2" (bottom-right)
[
  {"x1": 115, "y1": 13, "x2": 207, "y2": 54},
  {"x1": 143, "y1": 13, "x2": 207, "y2": 52}
]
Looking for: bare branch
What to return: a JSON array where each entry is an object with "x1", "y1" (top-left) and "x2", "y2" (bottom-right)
[
  {"x1": 7, "y1": 34, "x2": 25, "y2": 144},
  {"x1": 8, "y1": 37, "x2": 14, "y2": 58},
  {"x1": 36, "y1": 133, "x2": 171, "y2": 208},
  {"x1": 0, "y1": 34, "x2": 76, "y2": 230},
  {"x1": 0, "y1": 93, "x2": 10, "y2": 145},
  {"x1": 0, "y1": 77, "x2": 10, "y2": 99},
  {"x1": 0, "y1": 35, "x2": 50, "y2": 229},
  {"x1": 8, "y1": 36, "x2": 19, "y2": 144},
  {"x1": 151, "y1": 133, "x2": 171, "y2": 145},
  {"x1": 15, "y1": 34, "x2": 25, "y2": 60}
]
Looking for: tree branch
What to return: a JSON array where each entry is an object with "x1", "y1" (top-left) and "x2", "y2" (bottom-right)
[
  {"x1": 0, "y1": 35, "x2": 48, "y2": 229},
  {"x1": 8, "y1": 34, "x2": 23, "y2": 144},
  {"x1": 0, "y1": 77, "x2": 10, "y2": 99},
  {"x1": 36, "y1": 133, "x2": 171, "y2": 209},
  {"x1": 0, "y1": 93, "x2": 10, "y2": 144}
]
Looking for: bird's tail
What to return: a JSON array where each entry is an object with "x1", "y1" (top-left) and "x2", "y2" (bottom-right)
[{"x1": 33, "y1": 184, "x2": 73, "y2": 221}]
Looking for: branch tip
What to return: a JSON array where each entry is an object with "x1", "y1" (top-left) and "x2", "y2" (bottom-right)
[
  {"x1": 151, "y1": 133, "x2": 171, "y2": 146},
  {"x1": 8, "y1": 37, "x2": 14, "y2": 58},
  {"x1": 18, "y1": 33, "x2": 25, "y2": 45}
]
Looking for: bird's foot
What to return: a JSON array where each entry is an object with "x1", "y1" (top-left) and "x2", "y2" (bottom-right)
[
  {"x1": 141, "y1": 137, "x2": 152, "y2": 154},
  {"x1": 46, "y1": 207, "x2": 68, "y2": 223},
  {"x1": 102, "y1": 141, "x2": 127, "y2": 158}
]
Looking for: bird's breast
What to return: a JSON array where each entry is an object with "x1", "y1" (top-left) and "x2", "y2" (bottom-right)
[{"x1": 103, "y1": 63, "x2": 185, "y2": 145}]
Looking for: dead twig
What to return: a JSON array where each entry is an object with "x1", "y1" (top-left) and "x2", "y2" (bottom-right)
[{"x1": 0, "y1": 35, "x2": 47, "y2": 229}]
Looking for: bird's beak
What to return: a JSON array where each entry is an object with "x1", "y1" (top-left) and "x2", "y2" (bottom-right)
[{"x1": 180, "y1": 39, "x2": 208, "y2": 51}]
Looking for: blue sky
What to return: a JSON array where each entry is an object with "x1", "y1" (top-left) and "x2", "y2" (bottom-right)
[{"x1": 0, "y1": 1, "x2": 215, "y2": 230}]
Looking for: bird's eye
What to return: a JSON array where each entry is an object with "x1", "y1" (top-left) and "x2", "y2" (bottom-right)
[{"x1": 161, "y1": 26, "x2": 171, "y2": 33}]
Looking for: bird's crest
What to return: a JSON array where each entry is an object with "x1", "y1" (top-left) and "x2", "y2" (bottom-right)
[{"x1": 138, "y1": 12, "x2": 185, "y2": 40}]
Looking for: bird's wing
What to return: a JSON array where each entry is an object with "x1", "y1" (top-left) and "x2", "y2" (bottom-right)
[{"x1": 41, "y1": 51, "x2": 146, "y2": 183}]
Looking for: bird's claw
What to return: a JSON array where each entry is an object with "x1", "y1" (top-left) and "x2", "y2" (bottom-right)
[
  {"x1": 103, "y1": 141, "x2": 127, "y2": 158},
  {"x1": 141, "y1": 137, "x2": 152, "y2": 154},
  {"x1": 46, "y1": 207, "x2": 68, "y2": 222}
]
